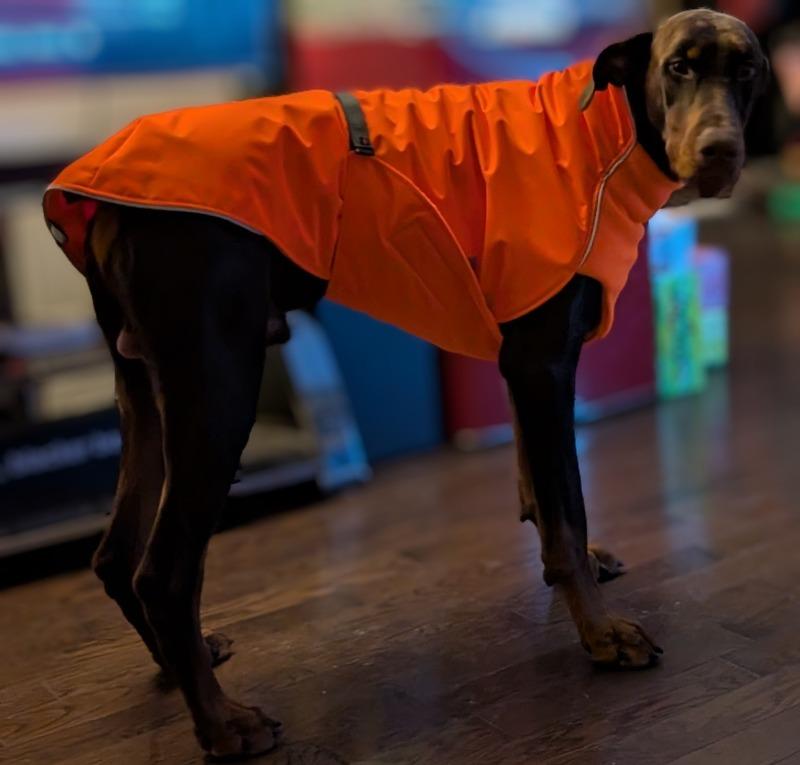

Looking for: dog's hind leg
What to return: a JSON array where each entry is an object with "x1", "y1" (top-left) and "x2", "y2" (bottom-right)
[
  {"x1": 84, "y1": 214, "x2": 169, "y2": 668},
  {"x1": 86, "y1": 209, "x2": 234, "y2": 674},
  {"x1": 92, "y1": 358, "x2": 166, "y2": 666},
  {"x1": 115, "y1": 210, "x2": 281, "y2": 758}
]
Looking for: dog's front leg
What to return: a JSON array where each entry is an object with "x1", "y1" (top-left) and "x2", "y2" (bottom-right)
[
  {"x1": 511, "y1": 405, "x2": 625, "y2": 584},
  {"x1": 500, "y1": 275, "x2": 661, "y2": 668}
]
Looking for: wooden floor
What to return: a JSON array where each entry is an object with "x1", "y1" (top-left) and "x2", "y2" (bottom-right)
[{"x1": 4, "y1": 207, "x2": 800, "y2": 764}]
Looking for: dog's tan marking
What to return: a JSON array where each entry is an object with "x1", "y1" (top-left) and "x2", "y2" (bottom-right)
[
  {"x1": 719, "y1": 31, "x2": 749, "y2": 53},
  {"x1": 511, "y1": 400, "x2": 539, "y2": 523}
]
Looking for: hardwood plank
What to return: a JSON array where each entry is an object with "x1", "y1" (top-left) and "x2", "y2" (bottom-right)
[
  {"x1": 544, "y1": 665, "x2": 800, "y2": 765},
  {"x1": 668, "y1": 706, "x2": 800, "y2": 765}
]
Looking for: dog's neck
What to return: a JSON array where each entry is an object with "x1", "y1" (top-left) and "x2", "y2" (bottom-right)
[{"x1": 625, "y1": 73, "x2": 676, "y2": 182}]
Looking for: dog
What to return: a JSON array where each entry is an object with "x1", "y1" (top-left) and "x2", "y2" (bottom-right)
[{"x1": 41, "y1": 9, "x2": 768, "y2": 759}]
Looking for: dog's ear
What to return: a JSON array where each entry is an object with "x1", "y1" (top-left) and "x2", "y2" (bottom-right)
[
  {"x1": 756, "y1": 51, "x2": 771, "y2": 97},
  {"x1": 739, "y1": 42, "x2": 771, "y2": 123},
  {"x1": 581, "y1": 32, "x2": 653, "y2": 110},
  {"x1": 593, "y1": 32, "x2": 654, "y2": 89}
]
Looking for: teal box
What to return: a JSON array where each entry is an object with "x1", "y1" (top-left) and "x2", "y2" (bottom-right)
[
  {"x1": 700, "y1": 307, "x2": 729, "y2": 368},
  {"x1": 693, "y1": 245, "x2": 730, "y2": 368},
  {"x1": 653, "y1": 271, "x2": 706, "y2": 398}
]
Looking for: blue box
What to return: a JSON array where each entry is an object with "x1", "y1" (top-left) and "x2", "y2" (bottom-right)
[
  {"x1": 648, "y1": 210, "x2": 699, "y2": 275},
  {"x1": 316, "y1": 302, "x2": 444, "y2": 463}
]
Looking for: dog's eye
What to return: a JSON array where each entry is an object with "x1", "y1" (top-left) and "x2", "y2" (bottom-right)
[
  {"x1": 668, "y1": 60, "x2": 692, "y2": 79},
  {"x1": 737, "y1": 63, "x2": 757, "y2": 81}
]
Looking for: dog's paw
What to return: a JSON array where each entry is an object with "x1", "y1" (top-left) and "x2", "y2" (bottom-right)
[
  {"x1": 205, "y1": 631, "x2": 235, "y2": 668},
  {"x1": 198, "y1": 698, "x2": 282, "y2": 760},
  {"x1": 582, "y1": 615, "x2": 663, "y2": 669},
  {"x1": 587, "y1": 544, "x2": 626, "y2": 583}
]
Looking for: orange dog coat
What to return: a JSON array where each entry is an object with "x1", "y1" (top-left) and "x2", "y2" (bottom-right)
[{"x1": 43, "y1": 61, "x2": 680, "y2": 360}]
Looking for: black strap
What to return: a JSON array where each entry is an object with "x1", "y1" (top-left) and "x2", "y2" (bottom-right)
[{"x1": 335, "y1": 92, "x2": 375, "y2": 156}]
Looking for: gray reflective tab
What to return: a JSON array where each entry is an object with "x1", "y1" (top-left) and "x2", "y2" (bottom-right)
[{"x1": 48, "y1": 222, "x2": 67, "y2": 245}]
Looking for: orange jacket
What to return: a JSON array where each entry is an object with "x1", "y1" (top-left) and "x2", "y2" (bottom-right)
[{"x1": 43, "y1": 61, "x2": 679, "y2": 360}]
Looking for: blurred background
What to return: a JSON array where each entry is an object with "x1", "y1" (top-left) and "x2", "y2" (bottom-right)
[{"x1": 1, "y1": 0, "x2": 799, "y2": 567}]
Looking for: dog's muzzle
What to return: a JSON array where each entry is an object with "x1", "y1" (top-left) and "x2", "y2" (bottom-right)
[{"x1": 694, "y1": 127, "x2": 744, "y2": 197}]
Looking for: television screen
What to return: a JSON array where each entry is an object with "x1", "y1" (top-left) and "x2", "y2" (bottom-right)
[
  {"x1": 0, "y1": 0, "x2": 282, "y2": 81},
  {"x1": 441, "y1": 0, "x2": 647, "y2": 80}
]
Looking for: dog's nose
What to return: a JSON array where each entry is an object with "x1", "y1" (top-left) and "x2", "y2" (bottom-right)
[
  {"x1": 697, "y1": 130, "x2": 741, "y2": 165},
  {"x1": 699, "y1": 141, "x2": 738, "y2": 162}
]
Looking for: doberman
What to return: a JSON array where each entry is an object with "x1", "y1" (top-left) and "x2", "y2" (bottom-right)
[{"x1": 48, "y1": 9, "x2": 768, "y2": 759}]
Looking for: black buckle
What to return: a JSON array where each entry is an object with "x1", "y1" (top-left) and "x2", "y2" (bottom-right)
[{"x1": 335, "y1": 92, "x2": 375, "y2": 156}]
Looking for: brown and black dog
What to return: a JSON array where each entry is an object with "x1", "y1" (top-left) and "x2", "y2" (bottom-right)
[{"x1": 57, "y1": 9, "x2": 768, "y2": 759}]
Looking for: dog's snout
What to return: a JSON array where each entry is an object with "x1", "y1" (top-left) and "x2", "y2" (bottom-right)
[
  {"x1": 699, "y1": 140, "x2": 738, "y2": 162},
  {"x1": 696, "y1": 129, "x2": 742, "y2": 166},
  {"x1": 691, "y1": 127, "x2": 743, "y2": 198},
  {"x1": 698, "y1": 139, "x2": 739, "y2": 163}
]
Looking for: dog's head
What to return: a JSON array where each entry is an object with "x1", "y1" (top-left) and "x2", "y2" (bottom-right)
[{"x1": 590, "y1": 9, "x2": 770, "y2": 198}]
